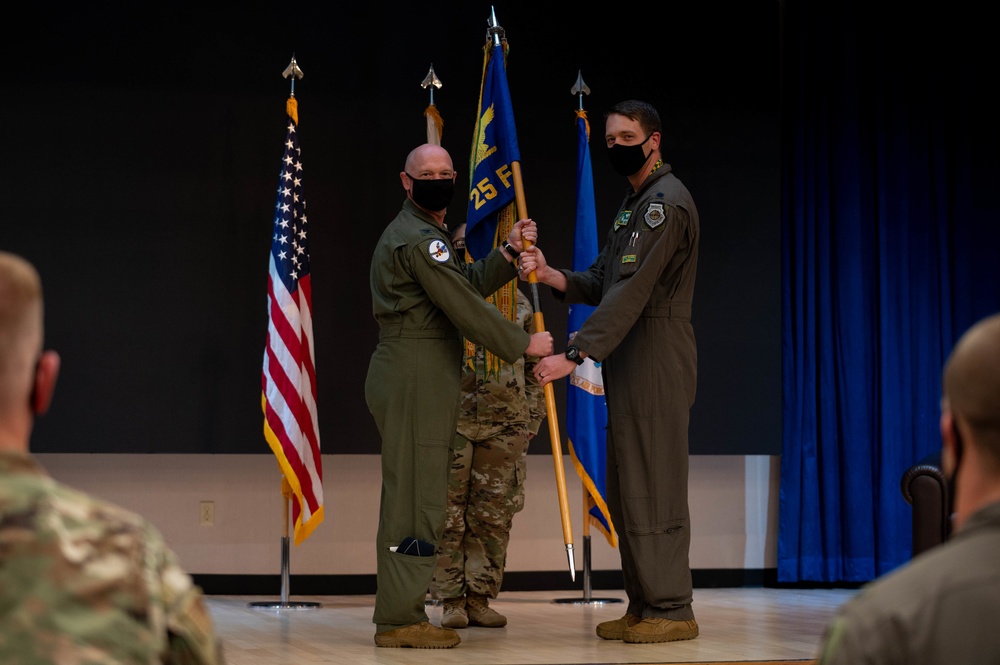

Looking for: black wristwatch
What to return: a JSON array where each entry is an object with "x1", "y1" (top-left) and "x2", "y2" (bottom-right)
[
  {"x1": 565, "y1": 345, "x2": 585, "y2": 365},
  {"x1": 501, "y1": 240, "x2": 520, "y2": 259}
]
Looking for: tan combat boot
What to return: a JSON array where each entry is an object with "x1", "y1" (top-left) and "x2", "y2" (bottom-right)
[
  {"x1": 466, "y1": 592, "x2": 507, "y2": 627},
  {"x1": 440, "y1": 596, "x2": 469, "y2": 629},
  {"x1": 595, "y1": 613, "x2": 642, "y2": 640},
  {"x1": 622, "y1": 617, "x2": 699, "y2": 643},
  {"x1": 374, "y1": 620, "x2": 461, "y2": 648}
]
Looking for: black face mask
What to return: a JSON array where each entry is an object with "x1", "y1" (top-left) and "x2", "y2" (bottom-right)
[
  {"x1": 606, "y1": 134, "x2": 652, "y2": 177},
  {"x1": 407, "y1": 174, "x2": 455, "y2": 212}
]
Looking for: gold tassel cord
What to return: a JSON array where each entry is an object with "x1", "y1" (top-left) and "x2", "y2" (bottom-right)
[
  {"x1": 286, "y1": 96, "x2": 299, "y2": 125},
  {"x1": 463, "y1": 206, "x2": 517, "y2": 379},
  {"x1": 575, "y1": 108, "x2": 590, "y2": 140},
  {"x1": 482, "y1": 205, "x2": 517, "y2": 379},
  {"x1": 424, "y1": 104, "x2": 443, "y2": 143}
]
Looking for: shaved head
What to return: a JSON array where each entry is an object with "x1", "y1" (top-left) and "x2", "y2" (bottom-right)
[
  {"x1": 944, "y1": 313, "x2": 1000, "y2": 465},
  {"x1": 0, "y1": 252, "x2": 44, "y2": 410},
  {"x1": 404, "y1": 143, "x2": 453, "y2": 175}
]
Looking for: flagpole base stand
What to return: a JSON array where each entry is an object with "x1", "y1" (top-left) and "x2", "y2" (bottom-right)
[
  {"x1": 248, "y1": 535, "x2": 321, "y2": 610},
  {"x1": 552, "y1": 535, "x2": 623, "y2": 605}
]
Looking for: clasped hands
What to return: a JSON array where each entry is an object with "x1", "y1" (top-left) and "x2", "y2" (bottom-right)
[{"x1": 509, "y1": 218, "x2": 576, "y2": 387}]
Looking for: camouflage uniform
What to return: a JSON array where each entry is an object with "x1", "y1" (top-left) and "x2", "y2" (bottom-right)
[
  {"x1": 0, "y1": 451, "x2": 223, "y2": 665},
  {"x1": 430, "y1": 289, "x2": 546, "y2": 600}
]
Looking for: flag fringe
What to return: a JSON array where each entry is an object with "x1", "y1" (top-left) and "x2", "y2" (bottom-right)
[
  {"x1": 575, "y1": 108, "x2": 590, "y2": 141},
  {"x1": 262, "y1": 406, "x2": 324, "y2": 546},
  {"x1": 568, "y1": 438, "x2": 618, "y2": 548},
  {"x1": 483, "y1": 206, "x2": 517, "y2": 378}
]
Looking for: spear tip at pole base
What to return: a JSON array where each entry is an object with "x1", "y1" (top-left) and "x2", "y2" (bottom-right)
[{"x1": 566, "y1": 544, "x2": 576, "y2": 582}]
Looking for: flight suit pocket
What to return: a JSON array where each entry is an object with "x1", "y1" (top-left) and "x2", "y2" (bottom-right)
[
  {"x1": 375, "y1": 546, "x2": 437, "y2": 625},
  {"x1": 619, "y1": 231, "x2": 643, "y2": 277},
  {"x1": 416, "y1": 438, "x2": 450, "y2": 514}
]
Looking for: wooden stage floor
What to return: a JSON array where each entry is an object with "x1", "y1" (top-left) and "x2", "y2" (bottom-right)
[{"x1": 207, "y1": 587, "x2": 857, "y2": 664}]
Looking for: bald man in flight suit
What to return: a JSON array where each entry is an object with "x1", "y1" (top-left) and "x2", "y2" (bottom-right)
[{"x1": 365, "y1": 143, "x2": 552, "y2": 649}]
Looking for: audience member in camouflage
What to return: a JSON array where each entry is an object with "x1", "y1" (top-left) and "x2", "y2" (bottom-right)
[
  {"x1": 430, "y1": 224, "x2": 546, "y2": 629},
  {"x1": 0, "y1": 250, "x2": 223, "y2": 665}
]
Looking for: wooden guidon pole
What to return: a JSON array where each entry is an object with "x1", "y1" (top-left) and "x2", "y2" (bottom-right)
[{"x1": 511, "y1": 160, "x2": 575, "y2": 580}]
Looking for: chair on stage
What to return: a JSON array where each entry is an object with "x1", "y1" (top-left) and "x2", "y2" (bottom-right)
[{"x1": 900, "y1": 451, "x2": 952, "y2": 558}]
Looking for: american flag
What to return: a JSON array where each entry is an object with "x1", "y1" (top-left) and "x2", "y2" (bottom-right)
[{"x1": 261, "y1": 98, "x2": 323, "y2": 545}]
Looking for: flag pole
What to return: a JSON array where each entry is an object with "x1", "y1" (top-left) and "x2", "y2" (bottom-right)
[
  {"x1": 487, "y1": 9, "x2": 575, "y2": 581},
  {"x1": 421, "y1": 64, "x2": 443, "y2": 145},
  {"x1": 250, "y1": 54, "x2": 320, "y2": 612},
  {"x1": 553, "y1": 71, "x2": 623, "y2": 605}
]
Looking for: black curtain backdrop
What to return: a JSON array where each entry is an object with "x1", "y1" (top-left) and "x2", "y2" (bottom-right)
[{"x1": 3, "y1": 3, "x2": 781, "y2": 455}]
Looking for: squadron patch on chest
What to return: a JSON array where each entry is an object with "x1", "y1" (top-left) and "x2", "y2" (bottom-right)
[
  {"x1": 613, "y1": 210, "x2": 633, "y2": 231},
  {"x1": 428, "y1": 239, "x2": 451, "y2": 263},
  {"x1": 643, "y1": 203, "x2": 666, "y2": 228}
]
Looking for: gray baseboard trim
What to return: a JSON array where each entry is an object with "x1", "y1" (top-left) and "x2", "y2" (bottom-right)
[{"x1": 191, "y1": 569, "x2": 799, "y2": 596}]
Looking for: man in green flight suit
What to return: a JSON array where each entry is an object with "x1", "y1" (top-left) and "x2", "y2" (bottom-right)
[
  {"x1": 365, "y1": 143, "x2": 552, "y2": 649},
  {"x1": 525, "y1": 99, "x2": 701, "y2": 644}
]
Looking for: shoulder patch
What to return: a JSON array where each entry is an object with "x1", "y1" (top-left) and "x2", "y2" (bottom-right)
[
  {"x1": 613, "y1": 210, "x2": 632, "y2": 231},
  {"x1": 644, "y1": 202, "x2": 667, "y2": 229},
  {"x1": 427, "y1": 239, "x2": 451, "y2": 263}
]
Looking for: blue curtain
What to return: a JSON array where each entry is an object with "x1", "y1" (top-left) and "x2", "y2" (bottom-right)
[{"x1": 778, "y1": 4, "x2": 1000, "y2": 583}]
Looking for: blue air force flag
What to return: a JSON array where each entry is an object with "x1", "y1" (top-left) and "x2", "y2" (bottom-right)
[{"x1": 465, "y1": 41, "x2": 521, "y2": 261}]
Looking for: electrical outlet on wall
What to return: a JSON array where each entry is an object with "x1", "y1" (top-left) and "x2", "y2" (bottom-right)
[{"x1": 199, "y1": 501, "x2": 215, "y2": 526}]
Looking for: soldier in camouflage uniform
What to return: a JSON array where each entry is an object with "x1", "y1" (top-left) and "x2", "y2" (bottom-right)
[
  {"x1": 430, "y1": 224, "x2": 546, "y2": 629},
  {"x1": 0, "y1": 251, "x2": 222, "y2": 664}
]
